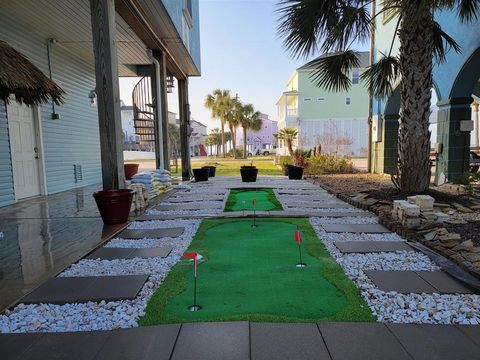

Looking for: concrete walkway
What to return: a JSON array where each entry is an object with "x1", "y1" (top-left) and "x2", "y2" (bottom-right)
[{"x1": 2, "y1": 322, "x2": 479, "y2": 360}]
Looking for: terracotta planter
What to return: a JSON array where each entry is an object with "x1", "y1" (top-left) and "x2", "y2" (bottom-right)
[
  {"x1": 93, "y1": 189, "x2": 134, "y2": 224},
  {"x1": 124, "y1": 163, "x2": 139, "y2": 180},
  {"x1": 193, "y1": 168, "x2": 210, "y2": 182},
  {"x1": 202, "y1": 166, "x2": 216, "y2": 177},
  {"x1": 240, "y1": 166, "x2": 258, "y2": 182},
  {"x1": 287, "y1": 165, "x2": 304, "y2": 180}
]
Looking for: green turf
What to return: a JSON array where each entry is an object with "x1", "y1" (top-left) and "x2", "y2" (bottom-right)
[
  {"x1": 139, "y1": 218, "x2": 374, "y2": 325},
  {"x1": 224, "y1": 188, "x2": 283, "y2": 212}
]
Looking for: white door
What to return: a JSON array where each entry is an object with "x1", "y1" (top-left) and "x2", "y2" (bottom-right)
[{"x1": 7, "y1": 101, "x2": 42, "y2": 199}]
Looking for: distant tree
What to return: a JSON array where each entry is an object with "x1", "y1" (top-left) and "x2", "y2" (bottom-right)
[
  {"x1": 237, "y1": 103, "x2": 262, "y2": 158},
  {"x1": 167, "y1": 123, "x2": 180, "y2": 159},
  {"x1": 205, "y1": 89, "x2": 232, "y2": 158},
  {"x1": 274, "y1": 128, "x2": 298, "y2": 156}
]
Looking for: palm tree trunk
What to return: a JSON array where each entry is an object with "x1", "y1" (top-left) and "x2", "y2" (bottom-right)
[
  {"x1": 243, "y1": 127, "x2": 248, "y2": 159},
  {"x1": 395, "y1": 6, "x2": 434, "y2": 192},
  {"x1": 229, "y1": 123, "x2": 237, "y2": 158},
  {"x1": 220, "y1": 121, "x2": 226, "y2": 158},
  {"x1": 287, "y1": 139, "x2": 293, "y2": 156}
]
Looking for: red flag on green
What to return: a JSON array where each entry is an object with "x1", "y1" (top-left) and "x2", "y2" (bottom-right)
[
  {"x1": 182, "y1": 252, "x2": 198, "y2": 276},
  {"x1": 295, "y1": 229, "x2": 302, "y2": 244}
]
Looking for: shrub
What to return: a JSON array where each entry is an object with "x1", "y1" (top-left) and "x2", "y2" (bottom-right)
[
  {"x1": 277, "y1": 155, "x2": 293, "y2": 166},
  {"x1": 227, "y1": 148, "x2": 244, "y2": 158},
  {"x1": 304, "y1": 154, "x2": 355, "y2": 175}
]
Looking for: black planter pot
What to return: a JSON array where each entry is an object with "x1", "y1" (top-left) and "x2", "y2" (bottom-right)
[
  {"x1": 287, "y1": 165, "x2": 304, "y2": 180},
  {"x1": 202, "y1": 166, "x2": 216, "y2": 177},
  {"x1": 240, "y1": 166, "x2": 258, "y2": 182},
  {"x1": 193, "y1": 168, "x2": 210, "y2": 182}
]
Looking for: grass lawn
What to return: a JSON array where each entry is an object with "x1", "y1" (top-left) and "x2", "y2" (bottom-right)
[
  {"x1": 182, "y1": 157, "x2": 282, "y2": 176},
  {"x1": 139, "y1": 218, "x2": 374, "y2": 325},
  {"x1": 224, "y1": 188, "x2": 283, "y2": 212}
]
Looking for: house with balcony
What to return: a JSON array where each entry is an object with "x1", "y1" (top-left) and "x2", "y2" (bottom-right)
[
  {"x1": 276, "y1": 52, "x2": 370, "y2": 156},
  {"x1": 235, "y1": 113, "x2": 278, "y2": 154},
  {"x1": 0, "y1": 0, "x2": 201, "y2": 208}
]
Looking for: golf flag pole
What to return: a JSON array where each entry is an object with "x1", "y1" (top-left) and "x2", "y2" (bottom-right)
[
  {"x1": 251, "y1": 198, "x2": 258, "y2": 228},
  {"x1": 295, "y1": 228, "x2": 306, "y2": 267},
  {"x1": 182, "y1": 252, "x2": 202, "y2": 311}
]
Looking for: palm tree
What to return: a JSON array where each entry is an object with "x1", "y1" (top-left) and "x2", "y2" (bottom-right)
[
  {"x1": 205, "y1": 89, "x2": 231, "y2": 158},
  {"x1": 238, "y1": 103, "x2": 262, "y2": 159},
  {"x1": 277, "y1": 0, "x2": 479, "y2": 192},
  {"x1": 274, "y1": 128, "x2": 298, "y2": 156},
  {"x1": 226, "y1": 97, "x2": 241, "y2": 158}
]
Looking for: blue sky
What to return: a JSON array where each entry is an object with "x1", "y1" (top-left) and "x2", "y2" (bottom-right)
[{"x1": 120, "y1": 0, "x2": 366, "y2": 132}]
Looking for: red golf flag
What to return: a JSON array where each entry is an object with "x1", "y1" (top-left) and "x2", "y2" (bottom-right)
[
  {"x1": 295, "y1": 229, "x2": 302, "y2": 244},
  {"x1": 252, "y1": 199, "x2": 257, "y2": 206},
  {"x1": 182, "y1": 252, "x2": 198, "y2": 277}
]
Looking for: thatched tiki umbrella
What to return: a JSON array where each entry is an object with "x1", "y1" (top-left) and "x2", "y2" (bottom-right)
[{"x1": 0, "y1": 40, "x2": 64, "y2": 105}]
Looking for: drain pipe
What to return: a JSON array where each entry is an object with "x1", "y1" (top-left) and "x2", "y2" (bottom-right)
[
  {"x1": 367, "y1": 1, "x2": 376, "y2": 173},
  {"x1": 152, "y1": 57, "x2": 165, "y2": 169}
]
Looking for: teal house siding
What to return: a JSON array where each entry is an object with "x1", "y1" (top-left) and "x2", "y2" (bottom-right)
[
  {"x1": 0, "y1": 101, "x2": 15, "y2": 207},
  {"x1": 0, "y1": 13, "x2": 101, "y2": 198},
  {"x1": 161, "y1": 0, "x2": 201, "y2": 72}
]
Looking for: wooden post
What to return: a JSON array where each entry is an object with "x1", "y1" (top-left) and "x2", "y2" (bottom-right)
[
  {"x1": 89, "y1": 0, "x2": 125, "y2": 190},
  {"x1": 473, "y1": 101, "x2": 479, "y2": 147},
  {"x1": 178, "y1": 79, "x2": 192, "y2": 180},
  {"x1": 151, "y1": 60, "x2": 164, "y2": 169},
  {"x1": 158, "y1": 52, "x2": 170, "y2": 170}
]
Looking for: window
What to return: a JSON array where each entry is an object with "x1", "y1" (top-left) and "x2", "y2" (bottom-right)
[
  {"x1": 303, "y1": 97, "x2": 312, "y2": 102},
  {"x1": 352, "y1": 71, "x2": 360, "y2": 85},
  {"x1": 345, "y1": 97, "x2": 351, "y2": 106},
  {"x1": 317, "y1": 97, "x2": 325, "y2": 101}
]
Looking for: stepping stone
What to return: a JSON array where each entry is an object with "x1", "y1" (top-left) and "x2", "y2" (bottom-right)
[
  {"x1": 334, "y1": 241, "x2": 413, "y2": 253},
  {"x1": 286, "y1": 203, "x2": 352, "y2": 209},
  {"x1": 155, "y1": 203, "x2": 222, "y2": 211},
  {"x1": 251, "y1": 323, "x2": 330, "y2": 360},
  {"x1": 387, "y1": 324, "x2": 480, "y2": 360},
  {"x1": 20, "y1": 332, "x2": 110, "y2": 360},
  {"x1": 118, "y1": 228, "x2": 184, "y2": 239},
  {"x1": 365, "y1": 271, "x2": 477, "y2": 294},
  {"x1": 318, "y1": 322, "x2": 412, "y2": 360},
  {"x1": 0, "y1": 333, "x2": 43, "y2": 360},
  {"x1": 321, "y1": 223, "x2": 391, "y2": 233},
  {"x1": 416, "y1": 271, "x2": 476, "y2": 294},
  {"x1": 94, "y1": 325, "x2": 181, "y2": 360},
  {"x1": 365, "y1": 271, "x2": 437, "y2": 293},
  {"x1": 171, "y1": 322, "x2": 249, "y2": 360},
  {"x1": 86, "y1": 247, "x2": 172, "y2": 260},
  {"x1": 21, "y1": 275, "x2": 148, "y2": 305}
]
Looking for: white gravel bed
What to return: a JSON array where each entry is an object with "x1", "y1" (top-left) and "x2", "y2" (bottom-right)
[
  {"x1": 310, "y1": 216, "x2": 379, "y2": 224},
  {"x1": 285, "y1": 206, "x2": 361, "y2": 213},
  {"x1": 309, "y1": 218, "x2": 480, "y2": 324},
  {"x1": 160, "y1": 201, "x2": 223, "y2": 207},
  {"x1": 127, "y1": 219, "x2": 199, "y2": 230},
  {"x1": 146, "y1": 208, "x2": 220, "y2": 217},
  {"x1": 0, "y1": 220, "x2": 199, "y2": 333}
]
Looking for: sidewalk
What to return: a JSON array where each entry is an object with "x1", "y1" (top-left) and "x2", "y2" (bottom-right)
[{"x1": 2, "y1": 321, "x2": 479, "y2": 360}]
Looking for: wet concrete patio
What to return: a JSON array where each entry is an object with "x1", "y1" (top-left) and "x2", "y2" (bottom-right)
[{"x1": 0, "y1": 185, "x2": 126, "y2": 311}]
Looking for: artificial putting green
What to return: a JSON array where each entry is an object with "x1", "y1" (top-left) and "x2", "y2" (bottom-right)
[
  {"x1": 224, "y1": 188, "x2": 283, "y2": 212},
  {"x1": 139, "y1": 218, "x2": 374, "y2": 324}
]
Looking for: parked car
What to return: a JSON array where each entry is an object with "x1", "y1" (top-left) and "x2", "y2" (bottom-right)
[
  {"x1": 255, "y1": 148, "x2": 277, "y2": 156},
  {"x1": 470, "y1": 151, "x2": 480, "y2": 173}
]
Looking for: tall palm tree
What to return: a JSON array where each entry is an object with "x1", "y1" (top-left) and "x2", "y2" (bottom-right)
[
  {"x1": 277, "y1": 0, "x2": 479, "y2": 192},
  {"x1": 226, "y1": 97, "x2": 241, "y2": 158},
  {"x1": 274, "y1": 128, "x2": 298, "y2": 156},
  {"x1": 205, "y1": 89, "x2": 231, "y2": 158},
  {"x1": 238, "y1": 103, "x2": 262, "y2": 159}
]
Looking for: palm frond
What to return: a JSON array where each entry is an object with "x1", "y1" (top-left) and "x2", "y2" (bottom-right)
[
  {"x1": 308, "y1": 51, "x2": 360, "y2": 92},
  {"x1": 432, "y1": 21, "x2": 461, "y2": 63},
  {"x1": 360, "y1": 55, "x2": 400, "y2": 98},
  {"x1": 457, "y1": 0, "x2": 480, "y2": 22}
]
